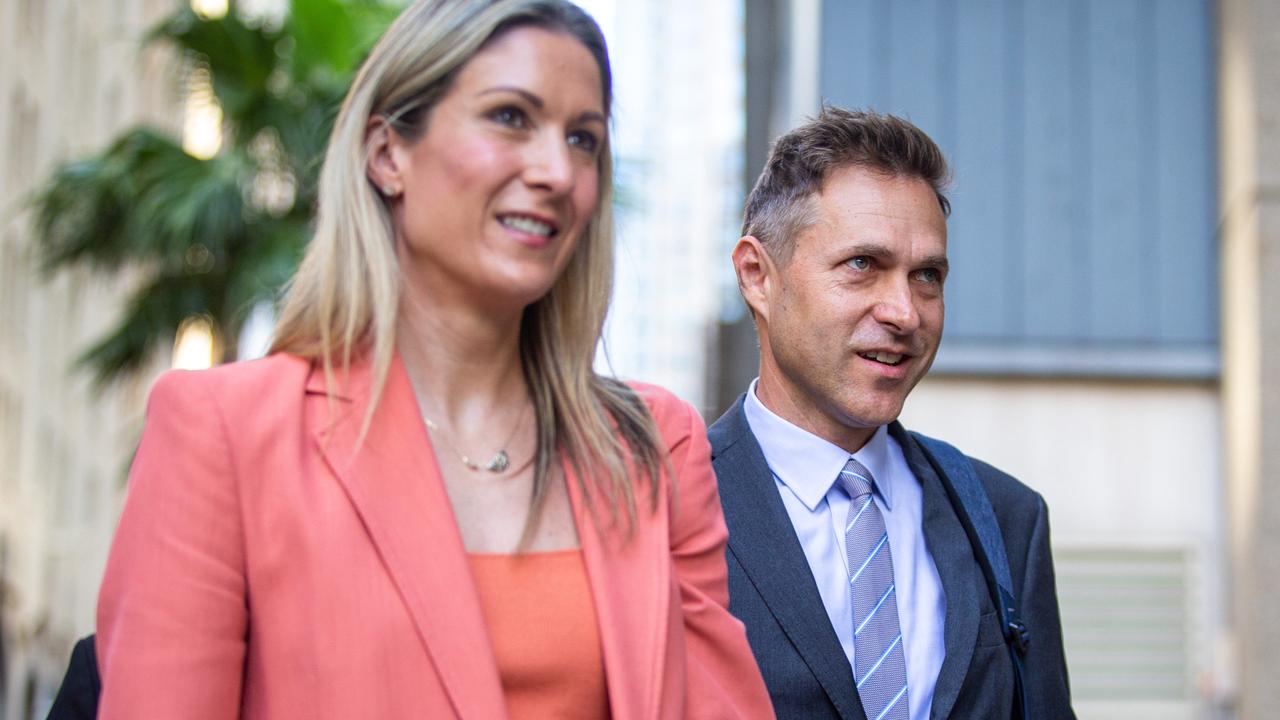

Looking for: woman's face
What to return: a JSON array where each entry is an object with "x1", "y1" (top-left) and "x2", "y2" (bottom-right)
[{"x1": 379, "y1": 26, "x2": 606, "y2": 313}]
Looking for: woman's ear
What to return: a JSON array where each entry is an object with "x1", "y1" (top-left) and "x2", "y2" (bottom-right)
[{"x1": 365, "y1": 115, "x2": 402, "y2": 198}]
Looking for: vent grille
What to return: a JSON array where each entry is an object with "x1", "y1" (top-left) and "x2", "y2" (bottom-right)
[{"x1": 1054, "y1": 547, "x2": 1195, "y2": 704}]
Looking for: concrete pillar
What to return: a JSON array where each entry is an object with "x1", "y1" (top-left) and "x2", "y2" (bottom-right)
[{"x1": 1219, "y1": 0, "x2": 1280, "y2": 716}]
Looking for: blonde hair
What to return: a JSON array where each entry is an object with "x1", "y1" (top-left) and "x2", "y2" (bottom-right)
[{"x1": 271, "y1": 0, "x2": 663, "y2": 538}]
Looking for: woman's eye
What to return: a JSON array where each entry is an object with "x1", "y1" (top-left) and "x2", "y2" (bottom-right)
[
  {"x1": 848, "y1": 256, "x2": 872, "y2": 271},
  {"x1": 567, "y1": 129, "x2": 600, "y2": 154},
  {"x1": 489, "y1": 106, "x2": 527, "y2": 128}
]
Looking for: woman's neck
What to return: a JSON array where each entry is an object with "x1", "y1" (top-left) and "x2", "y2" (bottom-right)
[{"x1": 396, "y1": 281, "x2": 529, "y2": 424}]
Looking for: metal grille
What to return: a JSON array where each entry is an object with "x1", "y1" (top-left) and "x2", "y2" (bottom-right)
[{"x1": 1054, "y1": 546, "x2": 1197, "y2": 717}]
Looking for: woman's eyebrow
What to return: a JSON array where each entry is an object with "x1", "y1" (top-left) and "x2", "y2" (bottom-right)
[
  {"x1": 478, "y1": 86, "x2": 605, "y2": 125},
  {"x1": 479, "y1": 85, "x2": 544, "y2": 107}
]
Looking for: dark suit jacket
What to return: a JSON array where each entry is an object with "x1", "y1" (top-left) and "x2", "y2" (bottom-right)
[
  {"x1": 47, "y1": 635, "x2": 99, "y2": 720},
  {"x1": 709, "y1": 396, "x2": 1074, "y2": 719}
]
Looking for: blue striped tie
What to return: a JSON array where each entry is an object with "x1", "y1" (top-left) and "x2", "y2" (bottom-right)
[{"x1": 839, "y1": 458, "x2": 909, "y2": 720}]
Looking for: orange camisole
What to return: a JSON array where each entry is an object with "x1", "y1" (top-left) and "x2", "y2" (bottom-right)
[{"x1": 468, "y1": 549, "x2": 610, "y2": 720}]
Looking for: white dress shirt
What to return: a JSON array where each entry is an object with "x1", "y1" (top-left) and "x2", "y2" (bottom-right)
[{"x1": 744, "y1": 380, "x2": 946, "y2": 720}]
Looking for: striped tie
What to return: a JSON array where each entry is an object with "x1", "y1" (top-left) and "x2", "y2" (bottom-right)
[{"x1": 839, "y1": 458, "x2": 909, "y2": 720}]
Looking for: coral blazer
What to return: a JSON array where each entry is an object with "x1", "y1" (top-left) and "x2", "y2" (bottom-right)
[{"x1": 96, "y1": 353, "x2": 773, "y2": 719}]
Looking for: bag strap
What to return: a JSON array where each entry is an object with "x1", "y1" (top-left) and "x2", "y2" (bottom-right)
[{"x1": 909, "y1": 431, "x2": 1029, "y2": 720}]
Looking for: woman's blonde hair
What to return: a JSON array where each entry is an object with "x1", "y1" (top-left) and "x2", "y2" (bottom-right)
[{"x1": 271, "y1": 0, "x2": 663, "y2": 539}]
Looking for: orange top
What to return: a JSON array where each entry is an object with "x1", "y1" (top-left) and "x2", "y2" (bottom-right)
[{"x1": 468, "y1": 549, "x2": 610, "y2": 720}]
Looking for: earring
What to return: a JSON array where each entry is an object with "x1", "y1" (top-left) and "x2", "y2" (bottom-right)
[{"x1": 382, "y1": 184, "x2": 399, "y2": 197}]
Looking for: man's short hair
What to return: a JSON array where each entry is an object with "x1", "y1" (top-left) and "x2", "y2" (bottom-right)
[{"x1": 742, "y1": 107, "x2": 951, "y2": 264}]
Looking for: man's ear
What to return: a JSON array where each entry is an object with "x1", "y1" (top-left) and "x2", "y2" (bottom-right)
[
  {"x1": 365, "y1": 115, "x2": 402, "y2": 197},
  {"x1": 732, "y1": 235, "x2": 776, "y2": 323}
]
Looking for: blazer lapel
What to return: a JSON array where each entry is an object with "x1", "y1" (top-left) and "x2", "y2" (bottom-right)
[
  {"x1": 710, "y1": 398, "x2": 867, "y2": 720},
  {"x1": 891, "y1": 424, "x2": 981, "y2": 720},
  {"x1": 307, "y1": 355, "x2": 507, "y2": 719},
  {"x1": 564, "y1": 455, "x2": 669, "y2": 720}
]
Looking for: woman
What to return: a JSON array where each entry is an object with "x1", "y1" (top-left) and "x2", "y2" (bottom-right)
[{"x1": 94, "y1": 1, "x2": 773, "y2": 718}]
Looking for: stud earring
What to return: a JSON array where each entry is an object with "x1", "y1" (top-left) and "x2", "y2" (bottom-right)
[{"x1": 382, "y1": 184, "x2": 398, "y2": 197}]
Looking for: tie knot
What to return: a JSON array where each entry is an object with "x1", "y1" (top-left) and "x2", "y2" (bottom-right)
[{"x1": 837, "y1": 458, "x2": 876, "y2": 500}]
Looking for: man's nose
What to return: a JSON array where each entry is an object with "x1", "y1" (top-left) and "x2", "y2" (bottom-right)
[{"x1": 871, "y1": 276, "x2": 921, "y2": 334}]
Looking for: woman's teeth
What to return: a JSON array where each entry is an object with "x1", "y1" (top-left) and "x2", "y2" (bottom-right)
[{"x1": 500, "y1": 215, "x2": 554, "y2": 237}]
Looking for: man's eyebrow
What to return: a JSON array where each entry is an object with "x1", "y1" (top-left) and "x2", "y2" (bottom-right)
[
  {"x1": 844, "y1": 243, "x2": 894, "y2": 259},
  {"x1": 478, "y1": 86, "x2": 606, "y2": 125},
  {"x1": 919, "y1": 255, "x2": 950, "y2": 271}
]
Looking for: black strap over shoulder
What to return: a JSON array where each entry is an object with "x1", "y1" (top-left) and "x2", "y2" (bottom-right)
[{"x1": 910, "y1": 431, "x2": 1029, "y2": 720}]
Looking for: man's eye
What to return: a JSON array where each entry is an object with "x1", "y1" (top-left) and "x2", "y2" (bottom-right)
[
  {"x1": 489, "y1": 106, "x2": 527, "y2": 128},
  {"x1": 848, "y1": 256, "x2": 872, "y2": 271},
  {"x1": 567, "y1": 129, "x2": 600, "y2": 154},
  {"x1": 915, "y1": 268, "x2": 943, "y2": 284}
]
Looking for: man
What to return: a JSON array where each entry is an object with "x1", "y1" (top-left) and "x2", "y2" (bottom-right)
[{"x1": 710, "y1": 108, "x2": 1074, "y2": 719}]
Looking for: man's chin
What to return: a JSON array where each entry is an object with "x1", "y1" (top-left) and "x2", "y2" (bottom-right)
[{"x1": 837, "y1": 397, "x2": 906, "y2": 430}]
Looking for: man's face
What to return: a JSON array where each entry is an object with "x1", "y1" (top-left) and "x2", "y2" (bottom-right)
[{"x1": 745, "y1": 165, "x2": 948, "y2": 451}]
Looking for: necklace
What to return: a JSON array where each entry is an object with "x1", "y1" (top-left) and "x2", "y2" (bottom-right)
[{"x1": 421, "y1": 402, "x2": 529, "y2": 474}]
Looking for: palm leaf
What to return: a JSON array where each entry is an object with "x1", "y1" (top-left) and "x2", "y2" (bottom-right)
[{"x1": 30, "y1": 0, "x2": 400, "y2": 387}]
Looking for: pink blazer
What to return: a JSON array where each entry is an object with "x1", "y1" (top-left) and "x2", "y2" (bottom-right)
[{"x1": 96, "y1": 353, "x2": 774, "y2": 719}]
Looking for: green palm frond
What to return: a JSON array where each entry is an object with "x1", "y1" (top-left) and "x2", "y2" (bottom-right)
[
  {"x1": 30, "y1": 0, "x2": 400, "y2": 388},
  {"x1": 77, "y1": 273, "x2": 223, "y2": 385},
  {"x1": 34, "y1": 129, "x2": 250, "y2": 275}
]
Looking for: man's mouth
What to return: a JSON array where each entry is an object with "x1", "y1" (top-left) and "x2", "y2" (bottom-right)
[{"x1": 858, "y1": 351, "x2": 905, "y2": 367}]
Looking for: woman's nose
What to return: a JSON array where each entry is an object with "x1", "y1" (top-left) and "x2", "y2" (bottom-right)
[{"x1": 523, "y1": 132, "x2": 575, "y2": 194}]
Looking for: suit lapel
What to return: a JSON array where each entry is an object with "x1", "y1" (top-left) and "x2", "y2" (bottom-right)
[
  {"x1": 307, "y1": 355, "x2": 507, "y2": 719},
  {"x1": 891, "y1": 424, "x2": 981, "y2": 720},
  {"x1": 710, "y1": 398, "x2": 867, "y2": 720},
  {"x1": 564, "y1": 453, "x2": 669, "y2": 720}
]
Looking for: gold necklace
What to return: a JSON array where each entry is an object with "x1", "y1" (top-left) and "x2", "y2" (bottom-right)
[{"x1": 422, "y1": 402, "x2": 529, "y2": 474}]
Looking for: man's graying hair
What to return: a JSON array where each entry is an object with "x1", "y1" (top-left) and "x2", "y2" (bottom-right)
[{"x1": 742, "y1": 107, "x2": 951, "y2": 265}]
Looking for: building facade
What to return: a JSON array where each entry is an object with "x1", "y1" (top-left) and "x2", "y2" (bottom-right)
[
  {"x1": 0, "y1": 0, "x2": 176, "y2": 717},
  {"x1": 592, "y1": 0, "x2": 746, "y2": 411}
]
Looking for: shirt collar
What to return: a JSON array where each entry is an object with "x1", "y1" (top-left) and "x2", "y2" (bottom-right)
[{"x1": 743, "y1": 379, "x2": 896, "y2": 511}]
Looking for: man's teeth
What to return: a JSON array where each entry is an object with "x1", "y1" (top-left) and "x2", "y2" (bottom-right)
[
  {"x1": 500, "y1": 216, "x2": 554, "y2": 237},
  {"x1": 859, "y1": 351, "x2": 904, "y2": 366}
]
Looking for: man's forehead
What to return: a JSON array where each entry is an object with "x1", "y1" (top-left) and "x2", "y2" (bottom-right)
[{"x1": 812, "y1": 164, "x2": 947, "y2": 216}]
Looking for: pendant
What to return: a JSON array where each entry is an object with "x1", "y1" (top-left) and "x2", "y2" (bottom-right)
[{"x1": 485, "y1": 450, "x2": 510, "y2": 473}]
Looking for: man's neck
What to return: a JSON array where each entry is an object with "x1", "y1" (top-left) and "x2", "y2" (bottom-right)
[{"x1": 753, "y1": 372, "x2": 878, "y2": 454}]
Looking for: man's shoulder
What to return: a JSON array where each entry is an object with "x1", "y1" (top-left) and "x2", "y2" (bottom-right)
[
  {"x1": 707, "y1": 393, "x2": 751, "y2": 458},
  {"x1": 967, "y1": 455, "x2": 1045, "y2": 516},
  {"x1": 895, "y1": 424, "x2": 1046, "y2": 519}
]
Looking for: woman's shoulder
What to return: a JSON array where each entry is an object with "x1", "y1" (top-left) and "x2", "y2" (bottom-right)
[
  {"x1": 622, "y1": 380, "x2": 707, "y2": 442},
  {"x1": 147, "y1": 353, "x2": 313, "y2": 414}
]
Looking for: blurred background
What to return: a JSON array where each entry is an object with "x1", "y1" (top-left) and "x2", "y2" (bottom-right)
[{"x1": 1, "y1": 0, "x2": 1277, "y2": 718}]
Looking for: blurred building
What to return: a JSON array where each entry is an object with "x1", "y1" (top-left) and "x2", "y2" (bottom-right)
[
  {"x1": 0, "y1": 0, "x2": 176, "y2": 717},
  {"x1": 587, "y1": 0, "x2": 746, "y2": 411},
  {"x1": 725, "y1": 0, "x2": 1280, "y2": 718}
]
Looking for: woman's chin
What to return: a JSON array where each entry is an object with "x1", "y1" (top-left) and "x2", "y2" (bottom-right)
[
  {"x1": 485, "y1": 263, "x2": 568, "y2": 306},
  {"x1": 468, "y1": 275, "x2": 561, "y2": 315}
]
